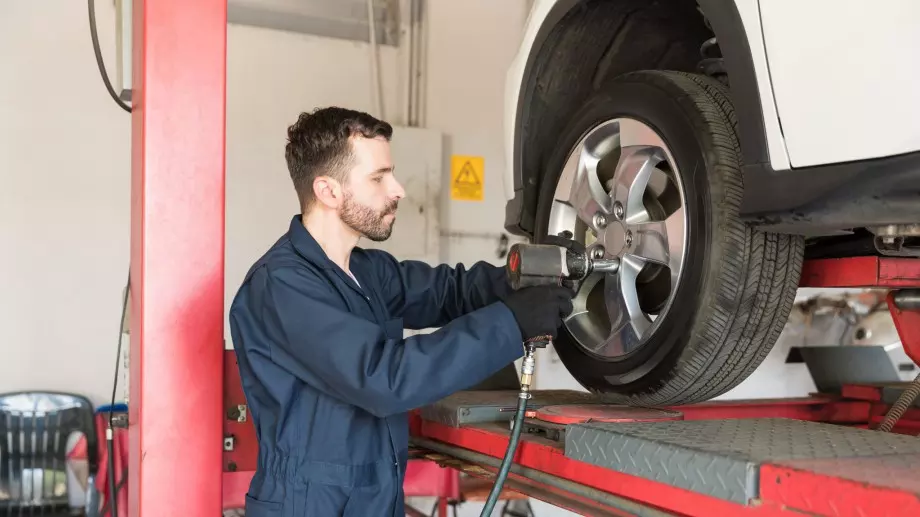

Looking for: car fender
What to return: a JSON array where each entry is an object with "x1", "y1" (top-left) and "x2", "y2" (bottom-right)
[
  {"x1": 502, "y1": 0, "x2": 791, "y2": 204},
  {"x1": 758, "y1": 0, "x2": 920, "y2": 168},
  {"x1": 503, "y1": 0, "x2": 579, "y2": 203}
]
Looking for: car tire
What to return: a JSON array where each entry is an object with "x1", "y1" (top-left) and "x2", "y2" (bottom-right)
[{"x1": 532, "y1": 70, "x2": 804, "y2": 405}]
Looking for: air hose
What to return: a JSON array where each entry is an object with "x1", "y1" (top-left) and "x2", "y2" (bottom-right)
[
  {"x1": 479, "y1": 339, "x2": 543, "y2": 517},
  {"x1": 876, "y1": 372, "x2": 920, "y2": 432}
]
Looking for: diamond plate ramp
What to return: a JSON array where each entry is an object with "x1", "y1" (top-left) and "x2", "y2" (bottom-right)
[{"x1": 564, "y1": 418, "x2": 920, "y2": 504}]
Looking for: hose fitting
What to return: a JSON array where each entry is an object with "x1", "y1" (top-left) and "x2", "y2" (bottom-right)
[{"x1": 479, "y1": 338, "x2": 548, "y2": 516}]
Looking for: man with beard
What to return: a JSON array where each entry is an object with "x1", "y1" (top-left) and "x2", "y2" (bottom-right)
[{"x1": 228, "y1": 107, "x2": 574, "y2": 517}]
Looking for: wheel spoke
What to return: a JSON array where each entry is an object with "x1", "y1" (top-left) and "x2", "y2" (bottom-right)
[
  {"x1": 603, "y1": 256, "x2": 651, "y2": 354},
  {"x1": 563, "y1": 274, "x2": 609, "y2": 353},
  {"x1": 627, "y1": 220, "x2": 669, "y2": 266},
  {"x1": 611, "y1": 145, "x2": 665, "y2": 223},
  {"x1": 555, "y1": 141, "x2": 614, "y2": 232},
  {"x1": 617, "y1": 117, "x2": 664, "y2": 148},
  {"x1": 626, "y1": 206, "x2": 685, "y2": 271},
  {"x1": 564, "y1": 311, "x2": 609, "y2": 354},
  {"x1": 566, "y1": 273, "x2": 604, "y2": 317},
  {"x1": 572, "y1": 151, "x2": 613, "y2": 229}
]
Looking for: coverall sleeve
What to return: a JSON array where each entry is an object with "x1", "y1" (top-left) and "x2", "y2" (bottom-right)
[
  {"x1": 256, "y1": 266, "x2": 524, "y2": 418},
  {"x1": 367, "y1": 250, "x2": 515, "y2": 330}
]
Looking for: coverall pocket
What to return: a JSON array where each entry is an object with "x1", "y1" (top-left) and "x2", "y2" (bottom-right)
[
  {"x1": 244, "y1": 494, "x2": 282, "y2": 517},
  {"x1": 340, "y1": 485, "x2": 384, "y2": 517},
  {"x1": 299, "y1": 482, "x2": 353, "y2": 516}
]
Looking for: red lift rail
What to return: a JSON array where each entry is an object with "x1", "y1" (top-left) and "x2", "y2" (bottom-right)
[{"x1": 800, "y1": 256, "x2": 920, "y2": 365}]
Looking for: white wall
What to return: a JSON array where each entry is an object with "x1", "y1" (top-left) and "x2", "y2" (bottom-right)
[
  {"x1": 427, "y1": 0, "x2": 532, "y2": 267},
  {"x1": 1, "y1": 1, "x2": 132, "y2": 404},
  {"x1": 0, "y1": 0, "x2": 534, "y2": 396},
  {"x1": 0, "y1": 1, "x2": 402, "y2": 405}
]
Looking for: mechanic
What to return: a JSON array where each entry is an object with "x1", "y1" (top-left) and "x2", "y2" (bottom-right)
[{"x1": 228, "y1": 107, "x2": 575, "y2": 517}]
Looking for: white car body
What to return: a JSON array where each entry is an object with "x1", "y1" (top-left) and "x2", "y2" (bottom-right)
[
  {"x1": 496, "y1": 0, "x2": 920, "y2": 403},
  {"x1": 503, "y1": 0, "x2": 920, "y2": 204}
]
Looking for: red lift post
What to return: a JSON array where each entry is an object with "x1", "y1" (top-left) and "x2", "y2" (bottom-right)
[{"x1": 129, "y1": 1, "x2": 227, "y2": 516}]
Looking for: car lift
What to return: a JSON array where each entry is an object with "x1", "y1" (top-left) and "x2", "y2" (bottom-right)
[
  {"x1": 129, "y1": 2, "x2": 919, "y2": 516},
  {"x1": 219, "y1": 257, "x2": 920, "y2": 516}
]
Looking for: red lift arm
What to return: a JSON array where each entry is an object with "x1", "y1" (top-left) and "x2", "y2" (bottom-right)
[{"x1": 129, "y1": 1, "x2": 227, "y2": 515}]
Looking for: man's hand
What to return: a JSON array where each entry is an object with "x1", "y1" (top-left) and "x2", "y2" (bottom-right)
[{"x1": 502, "y1": 285, "x2": 575, "y2": 341}]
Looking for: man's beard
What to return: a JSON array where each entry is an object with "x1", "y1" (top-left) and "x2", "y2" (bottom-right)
[{"x1": 340, "y1": 190, "x2": 398, "y2": 242}]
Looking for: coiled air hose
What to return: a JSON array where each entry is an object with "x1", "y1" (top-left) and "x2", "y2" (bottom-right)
[{"x1": 876, "y1": 372, "x2": 920, "y2": 433}]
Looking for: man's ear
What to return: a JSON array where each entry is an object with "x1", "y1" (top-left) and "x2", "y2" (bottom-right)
[{"x1": 312, "y1": 176, "x2": 342, "y2": 208}]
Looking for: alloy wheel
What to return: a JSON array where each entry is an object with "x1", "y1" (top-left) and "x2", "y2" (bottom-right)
[{"x1": 546, "y1": 117, "x2": 689, "y2": 360}]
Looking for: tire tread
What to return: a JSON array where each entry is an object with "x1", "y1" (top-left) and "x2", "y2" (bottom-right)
[{"x1": 599, "y1": 70, "x2": 803, "y2": 405}]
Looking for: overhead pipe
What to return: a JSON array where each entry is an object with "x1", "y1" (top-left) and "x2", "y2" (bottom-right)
[{"x1": 367, "y1": 0, "x2": 383, "y2": 118}]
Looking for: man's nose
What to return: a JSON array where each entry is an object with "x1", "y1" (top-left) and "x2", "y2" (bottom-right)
[{"x1": 390, "y1": 178, "x2": 406, "y2": 200}]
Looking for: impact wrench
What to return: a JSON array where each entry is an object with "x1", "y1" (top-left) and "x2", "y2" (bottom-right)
[{"x1": 479, "y1": 242, "x2": 620, "y2": 516}]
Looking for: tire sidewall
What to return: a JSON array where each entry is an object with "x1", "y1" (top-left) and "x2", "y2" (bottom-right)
[{"x1": 533, "y1": 77, "x2": 724, "y2": 395}]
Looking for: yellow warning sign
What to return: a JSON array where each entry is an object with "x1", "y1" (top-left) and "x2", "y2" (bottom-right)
[{"x1": 450, "y1": 155, "x2": 484, "y2": 201}]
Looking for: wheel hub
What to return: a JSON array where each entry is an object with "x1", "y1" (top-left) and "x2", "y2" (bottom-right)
[
  {"x1": 546, "y1": 117, "x2": 689, "y2": 360},
  {"x1": 593, "y1": 220, "x2": 629, "y2": 257}
]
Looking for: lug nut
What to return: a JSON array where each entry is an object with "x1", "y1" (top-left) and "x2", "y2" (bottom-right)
[
  {"x1": 591, "y1": 246, "x2": 605, "y2": 259},
  {"x1": 594, "y1": 214, "x2": 607, "y2": 228},
  {"x1": 613, "y1": 202, "x2": 624, "y2": 220},
  {"x1": 593, "y1": 213, "x2": 608, "y2": 229}
]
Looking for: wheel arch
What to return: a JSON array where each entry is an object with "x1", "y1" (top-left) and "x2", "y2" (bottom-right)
[{"x1": 506, "y1": 0, "x2": 771, "y2": 238}]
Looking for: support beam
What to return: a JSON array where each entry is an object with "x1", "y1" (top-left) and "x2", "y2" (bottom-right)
[{"x1": 129, "y1": 1, "x2": 227, "y2": 516}]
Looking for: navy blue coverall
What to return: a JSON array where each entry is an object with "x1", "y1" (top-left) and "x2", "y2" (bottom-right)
[{"x1": 229, "y1": 215, "x2": 526, "y2": 517}]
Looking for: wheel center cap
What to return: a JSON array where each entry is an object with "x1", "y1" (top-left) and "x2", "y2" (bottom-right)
[{"x1": 602, "y1": 221, "x2": 629, "y2": 257}]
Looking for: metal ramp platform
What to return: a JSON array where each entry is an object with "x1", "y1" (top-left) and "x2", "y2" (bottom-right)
[{"x1": 409, "y1": 389, "x2": 920, "y2": 517}]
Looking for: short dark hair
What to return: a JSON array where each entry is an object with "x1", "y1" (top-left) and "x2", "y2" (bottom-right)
[{"x1": 285, "y1": 107, "x2": 393, "y2": 210}]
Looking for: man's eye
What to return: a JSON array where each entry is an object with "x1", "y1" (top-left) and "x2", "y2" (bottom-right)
[{"x1": 373, "y1": 177, "x2": 383, "y2": 183}]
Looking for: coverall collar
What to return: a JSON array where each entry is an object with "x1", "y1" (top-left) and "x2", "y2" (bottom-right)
[
  {"x1": 288, "y1": 215, "x2": 367, "y2": 294},
  {"x1": 288, "y1": 214, "x2": 335, "y2": 270}
]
